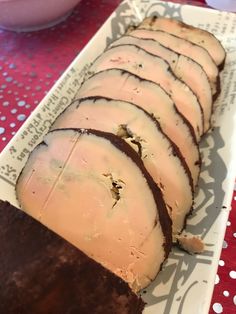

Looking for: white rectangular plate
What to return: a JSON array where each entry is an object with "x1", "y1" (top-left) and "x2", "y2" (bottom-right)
[{"x1": 0, "y1": 1, "x2": 236, "y2": 313}]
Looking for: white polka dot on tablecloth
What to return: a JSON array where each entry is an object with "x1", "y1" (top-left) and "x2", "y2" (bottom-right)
[
  {"x1": 17, "y1": 100, "x2": 26, "y2": 107},
  {"x1": 9, "y1": 63, "x2": 16, "y2": 69},
  {"x1": 35, "y1": 85, "x2": 41, "y2": 91},
  {"x1": 212, "y1": 302, "x2": 223, "y2": 313},
  {"x1": 0, "y1": 127, "x2": 5, "y2": 135},
  {"x1": 223, "y1": 291, "x2": 229, "y2": 297},
  {"x1": 219, "y1": 260, "x2": 225, "y2": 266},
  {"x1": 215, "y1": 274, "x2": 220, "y2": 284},
  {"x1": 233, "y1": 295, "x2": 236, "y2": 305},
  {"x1": 233, "y1": 233, "x2": 236, "y2": 238},
  {"x1": 17, "y1": 114, "x2": 26, "y2": 121},
  {"x1": 229, "y1": 271, "x2": 236, "y2": 279},
  {"x1": 226, "y1": 221, "x2": 231, "y2": 226},
  {"x1": 6, "y1": 77, "x2": 13, "y2": 82},
  {"x1": 222, "y1": 240, "x2": 228, "y2": 249}
]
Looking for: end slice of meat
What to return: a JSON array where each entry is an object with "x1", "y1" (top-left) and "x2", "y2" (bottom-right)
[
  {"x1": 128, "y1": 29, "x2": 220, "y2": 97},
  {"x1": 76, "y1": 69, "x2": 201, "y2": 188},
  {"x1": 89, "y1": 44, "x2": 204, "y2": 140},
  {"x1": 138, "y1": 17, "x2": 226, "y2": 69},
  {"x1": 16, "y1": 128, "x2": 172, "y2": 291},
  {"x1": 110, "y1": 35, "x2": 212, "y2": 133},
  {"x1": 0, "y1": 200, "x2": 145, "y2": 314},
  {"x1": 52, "y1": 97, "x2": 194, "y2": 235}
]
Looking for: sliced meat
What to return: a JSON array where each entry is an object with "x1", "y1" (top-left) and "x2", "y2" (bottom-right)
[
  {"x1": 89, "y1": 44, "x2": 204, "y2": 141},
  {"x1": 110, "y1": 35, "x2": 212, "y2": 132},
  {"x1": 16, "y1": 128, "x2": 172, "y2": 291},
  {"x1": 0, "y1": 200, "x2": 145, "y2": 314},
  {"x1": 76, "y1": 69, "x2": 200, "y2": 188},
  {"x1": 129, "y1": 29, "x2": 220, "y2": 97},
  {"x1": 52, "y1": 97, "x2": 194, "y2": 235},
  {"x1": 138, "y1": 17, "x2": 226, "y2": 69}
]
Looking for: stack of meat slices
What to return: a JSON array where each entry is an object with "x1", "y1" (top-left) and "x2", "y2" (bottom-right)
[{"x1": 15, "y1": 17, "x2": 226, "y2": 312}]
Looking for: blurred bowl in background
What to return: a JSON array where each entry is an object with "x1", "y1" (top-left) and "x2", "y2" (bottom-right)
[
  {"x1": 0, "y1": 0, "x2": 82, "y2": 32},
  {"x1": 205, "y1": 0, "x2": 236, "y2": 11}
]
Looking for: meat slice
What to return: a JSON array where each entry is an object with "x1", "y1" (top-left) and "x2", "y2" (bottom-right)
[
  {"x1": 16, "y1": 128, "x2": 172, "y2": 291},
  {"x1": 138, "y1": 17, "x2": 226, "y2": 69},
  {"x1": 76, "y1": 69, "x2": 201, "y2": 188},
  {"x1": 110, "y1": 35, "x2": 212, "y2": 133},
  {"x1": 52, "y1": 97, "x2": 194, "y2": 235},
  {"x1": 89, "y1": 44, "x2": 204, "y2": 140},
  {"x1": 129, "y1": 29, "x2": 220, "y2": 97},
  {"x1": 0, "y1": 200, "x2": 145, "y2": 314}
]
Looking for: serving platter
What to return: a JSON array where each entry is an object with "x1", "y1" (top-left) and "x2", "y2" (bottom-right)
[{"x1": 0, "y1": 1, "x2": 236, "y2": 313}]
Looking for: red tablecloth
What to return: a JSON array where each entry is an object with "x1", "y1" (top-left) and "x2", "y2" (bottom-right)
[{"x1": 0, "y1": 1, "x2": 235, "y2": 313}]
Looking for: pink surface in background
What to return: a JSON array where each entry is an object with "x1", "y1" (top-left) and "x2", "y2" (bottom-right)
[{"x1": 0, "y1": 1, "x2": 235, "y2": 314}]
